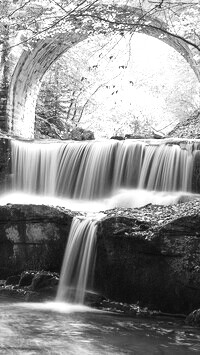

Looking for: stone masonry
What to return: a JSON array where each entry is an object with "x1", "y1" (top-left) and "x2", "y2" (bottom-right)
[{"x1": 0, "y1": 3, "x2": 199, "y2": 139}]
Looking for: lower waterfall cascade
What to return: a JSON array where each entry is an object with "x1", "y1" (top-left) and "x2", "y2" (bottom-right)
[{"x1": 56, "y1": 216, "x2": 98, "y2": 303}]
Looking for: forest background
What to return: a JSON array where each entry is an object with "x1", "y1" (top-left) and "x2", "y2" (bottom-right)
[{"x1": 0, "y1": 0, "x2": 200, "y2": 139}]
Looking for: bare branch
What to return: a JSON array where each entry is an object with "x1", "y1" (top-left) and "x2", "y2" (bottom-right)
[
  {"x1": 8, "y1": 0, "x2": 32, "y2": 18},
  {"x1": 77, "y1": 72, "x2": 121, "y2": 122},
  {"x1": 80, "y1": 13, "x2": 200, "y2": 52},
  {"x1": 0, "y1": 1, "x2": 90, "y2": 53}
]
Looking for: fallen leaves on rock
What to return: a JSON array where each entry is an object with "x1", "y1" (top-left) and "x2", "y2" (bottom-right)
[{"x1": 102, "y1": 197, "x2": 200, "y2": 233}]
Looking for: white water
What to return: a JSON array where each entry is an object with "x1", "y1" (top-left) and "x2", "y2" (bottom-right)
[
  {"x1": 11, "y1": 139, "x2": 196, "y2": 199},
  {"x1": 1, "y1": 302, "x2": 200, "y2": 354},
  {"x1": 7, "y1": 138, "x2": 199, "y2": 213},
  {"x1": 1, "y1": 139, "x2": 199, "y2": 352},
  {"x1": 56, "y1": 217, "x2": 98, "y2": 303},
  {"x1": 17, "y1": 301, "x2": 95, "y2": 314},
  {"x1": 0, "y1": 189, "x2": 191, "y2": 211},
  {"x1": 7, "y1": 138, "x2": 200, "y2": 304}
]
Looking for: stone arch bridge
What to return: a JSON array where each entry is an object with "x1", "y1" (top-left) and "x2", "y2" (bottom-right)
[{"x1": 0, "y1": 3, "x2": 199, "y2": 139}]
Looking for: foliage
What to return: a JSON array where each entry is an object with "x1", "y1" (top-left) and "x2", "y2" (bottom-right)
[
  {"x1": 0, "y1": 1, "x2": 199, "y2": 51},
  {"x1": 0, "y1": 1, "x2": 200, "y2": 138},
  {"x1": 35, "y1": 31, "x2": 199, "y2": 138},
  {"x1": 36, "y1": 62, "x2": 67, "y2": 134}
]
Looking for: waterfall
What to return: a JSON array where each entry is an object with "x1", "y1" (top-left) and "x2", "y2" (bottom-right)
[
  {"x1": 139, "y1": 143, "x2": 194, "y2": 191},
  {"x1": 9, "y1": 138, "x2": 199, "y2": 305},
  {"x1": 11, "y1": 139, "x2": 196, "y2": 199},
  {"x1": 56, "y1": 217, "x2": 97, "y2": 304}
]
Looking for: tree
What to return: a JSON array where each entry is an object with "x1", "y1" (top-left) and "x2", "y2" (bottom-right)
[
  {"x1": 0, "y1": 1, "x2": 199, "y2": 52},
  {"x1": 0, "y1": 1, "x2": 200, "y2": 137},
  {"x1": 35, "y1": 30, "x2": 199, "y2": 139}
]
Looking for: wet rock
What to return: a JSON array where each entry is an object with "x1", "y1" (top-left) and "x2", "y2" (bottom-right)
[
  {"x1": 0, "y1": 204, "x2": 75, "y2": 276},
  {"x1": 110, "y1": 136, "x2": 124, "y2": 140},
  {"x1": 0, "y1": 287, "x2": 27, "y2": 302},
  {"x1": 192, "y1": 151, "x2": 200, "y2": 193},
  {"x1": 125, "y1": 134, "x2": 144, "y2": 139},
  {"x1": 56, "y1": 286, "x2": 106, "y2": 306},
  {"x1": 0, "y1": 285, "x2": 57, "y2": 303},
  {"x1": 30, "y1": 271, "x2": 59, "y2": 291},
  {"x1": 84, "y1": 290, "x2": 106, "y2": 307},
  {"x1": 5, "y1": 275, "x2": 20, "y2": 286},
  {"x1": 1, "y1": 203, "x2": 200, "y2": 314},
  {"x1": 99, "y1": 300, "x2": 137, "y2": 316},
  {"x1": 70, "y1": 127, "x2": 94, "y2": 140},
  {"x1": 24, "y1": 271, "x2": 59, "y2": 302},
  {"x1": 19, "y1": 271, "x2": 36, "y2": 287},
  {"x1": 24, "y1": 288, "x2": 57, "y2": 302},
  {"x1": 185, "y1": 309, "x2": 200, "y2": 326},
  {"x1": 0, "y1": 270, "x2": 59, "y2": 303},
  {"x1": 95, "y1": 206, "x2": 200, "y2": 314}
]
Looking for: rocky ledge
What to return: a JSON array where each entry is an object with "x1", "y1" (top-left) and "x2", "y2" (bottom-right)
[
  {"x1": 0, "y1": 270, "x2": 194, "y2": 325},
  {"x1": 95, "y1": 198, "x2": 200, "y2": 316},
  {"x1": 169, "y1": 112, "x2": 200, "y2": 139},
  {"x1": 0, "y1": 204, "x2": 78, "y2": 277},
  {"x1": 0, "y1": 270, "x2": 59, "y2": 302},
  {"x1": 0, "y1": 200, "x2": 200, "y2": 322}
]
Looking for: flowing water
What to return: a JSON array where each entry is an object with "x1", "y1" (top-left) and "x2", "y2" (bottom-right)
[
  {"x1": 6, "y1": 138, "x2": 199, "y2": 212},
  {"x1": 0, "y1": 302, "x2": 200, "y2": 354},
  {"x1": 1, "y1": 138, "x2": 200, "y2": 354},
  {"x1": 11, "y1": 139, "x2": 197, "y2": 198},
  {"x1": 9, "y1": 139, "x2": 199, "y2": 305},
  {"x1": 56, "y1": 217, "x2": 98, "y2": 303}
]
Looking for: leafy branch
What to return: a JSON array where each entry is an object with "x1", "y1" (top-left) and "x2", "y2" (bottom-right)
[{"x1": 0, "y1": 0, "x2": 199, "y2": 54}]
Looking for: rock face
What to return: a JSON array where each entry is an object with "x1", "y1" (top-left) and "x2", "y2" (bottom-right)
[
  {"x1": 0, "y1": 138, "x2": 11, "y2": 189},
  {"x1": 192, "y1": 149, "x2": 200, "y2": 193},
  {"x1": 186, "y1": 309, "x2": 200, "y2": 326},
  {"x1": 0, "y1": 204, "x2": 74, "y2": 277},
  {"x1": 95, "y1": 212, "x2": 200, "y2": 314},
  {"x1": 0, "y1": 203, "x2": 200, "y2": 314},
  {"x1": 34, "y1": 120, "x2": 95, "y2": 141},
  {"x1": 169, "y1": 112, "x2": 200, "y2": 139}
]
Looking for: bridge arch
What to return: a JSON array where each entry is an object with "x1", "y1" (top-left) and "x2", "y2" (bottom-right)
[{"x1": 6, "y1": 4, "x2": 200, "y2": 139}]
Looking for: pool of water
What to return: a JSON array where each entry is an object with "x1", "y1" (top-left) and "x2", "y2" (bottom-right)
[{"x1": 0, "y1": 302, "x2": 199, "y2": 354}]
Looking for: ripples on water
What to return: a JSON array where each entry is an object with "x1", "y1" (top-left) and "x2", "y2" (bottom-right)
[{"x1": 0, "y1": 302, "x2": 200, "y2": 354}]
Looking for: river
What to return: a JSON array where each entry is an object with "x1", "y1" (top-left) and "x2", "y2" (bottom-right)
[{"x1": 0, "y1": 302, "x2": 199, "y2": 354}]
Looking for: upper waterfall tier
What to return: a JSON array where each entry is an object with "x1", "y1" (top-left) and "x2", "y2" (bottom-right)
[{"x1": 11, "y1": 139, "x2": 198, "y2": 199}]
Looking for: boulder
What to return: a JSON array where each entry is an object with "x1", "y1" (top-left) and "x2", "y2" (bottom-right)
[
  {"x1": 110, "y1": 136, "x2": 124, "y2": 140},
  {"x1": 70, "y1": 127, "x2": 94, "y2": 140},
  {"x1": 19, "y1": 270, "x2": 36, "y2": 287},
  {"x1": 125, "y1": 134, "x2": 144, "y2": 139},
  {"x1": 94, "y1": 212, "x2": 200, "y2": 314},
  {"x1": 30, "y1": 271, "x2": 59, "y2": 291},
  {"x1": 5, "y1": 274, "x2": 20, "y2": 286},
  {"x1": 186, "y1": 309, "x2": 200, "y2": 326},
  {"x1": 0, "y1": 204, "x2": 75, "y2": 276},
  {"x1": 0, "y1": 270, "x2": 59, "y2": 303}
]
